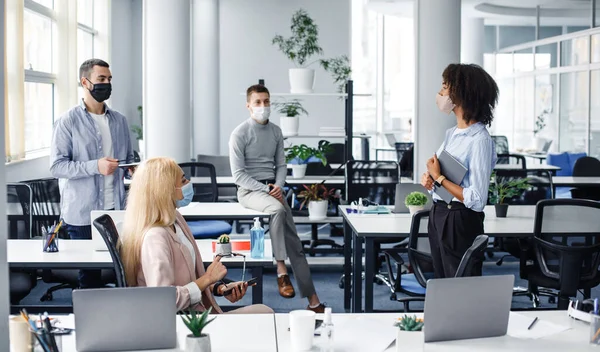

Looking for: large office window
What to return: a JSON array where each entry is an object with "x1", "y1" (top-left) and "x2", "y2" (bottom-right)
[{"x1": 5, "y1": 0, "x2": 105, "y2": 162}]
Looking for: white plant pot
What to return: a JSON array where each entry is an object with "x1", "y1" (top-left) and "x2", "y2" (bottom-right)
[
  {"x1": 186, "y1": 334, "x2": 211, "y2": 352},
  {"x1": 407, "y1": 205, "x2": 425, "y2": 215},
  {"x1": 280, "y1": 116, "x2": 300, "y2": 137},
  {"x1": 396, "y1": 330, "x2": 423, "y2": 352},
  {"x1": 215, "y1": 243, "x2": 232, "y2": 256},
  {"x1": 308, "y1": 200, "x2": 329, "y2": 220},
  {"x1": 289, "y1": 68, "x2": 315, "y2": 94},
  {"x1": 291, "y1": 164, "x2": 307, "y2": 178}
]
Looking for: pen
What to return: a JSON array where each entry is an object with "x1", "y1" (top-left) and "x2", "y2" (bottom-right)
[{"x1": 527, "y1": 317, "x2": 538, "y2": 330}]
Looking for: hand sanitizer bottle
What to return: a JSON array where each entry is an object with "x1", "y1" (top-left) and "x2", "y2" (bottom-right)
[
  {"x1": 321, "y1": 307, "x2": 334, "y2": 352},
  {"x1": 250, "y1": 217, "x2": 264, "y2": 259}
]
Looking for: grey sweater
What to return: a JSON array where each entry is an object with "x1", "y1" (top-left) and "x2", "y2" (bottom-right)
[{"x1": 229, "y1": 118, "x2": 287, "y2": 192}]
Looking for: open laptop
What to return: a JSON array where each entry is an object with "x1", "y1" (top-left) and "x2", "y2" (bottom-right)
[
  {"x1": 385, "y1": 133, "x2": 397, "y2": 148},
  {"x1": 90, "y1": 210, "x2": 125, "y2": 251},
  {"x1": 423, "y1": 275, "x2": 514, "y2": 342},
  {"x1": 73, "y1": 287, "x2": 177, "y2": 351},
  {"x1": 392, "y1": 183, "x2": 433, "y2": 213},
  {"x1": 530, "y1": 139, "x2": 553, "y2": 155}
]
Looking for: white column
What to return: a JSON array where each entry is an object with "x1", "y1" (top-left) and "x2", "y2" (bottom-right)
[
  {"x1": 461, "y1": 17, "x2": 485, "y2": 66},
  {"x1": 192, "y1": 0, "x2": 219, "y2": 156},
  {"x1": 143, "y1": 0, "x2": 191, "y2": 162},
  {"x1": 0, "y1": 0, "x2": 9, "y2": 347},
  {"x1": 413, "y1": 0, "x2": 461, "y2": 179}
]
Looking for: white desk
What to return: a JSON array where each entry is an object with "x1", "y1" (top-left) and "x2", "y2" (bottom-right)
[
  {"x1": 495, "y1": 164, "x2": 560, "y2": 173},
  {"x1": 551, "y1": 176, "x2": 600, "y2": 187},
  {"x1": 177, "y1": 202, "x2": 269, "y2": 220},
  {"x1": 56, "y1": 313, "x2": 277, "y2": 352},
  {"x1": 340, "y1": 205, "x2": 537, "y2": 313},
  {"x1": 8, "y1": 239, "x2": 274, "y2": 305},
  {"x1": 125, "y1": 175, "x2": 347, "y2": 187},
  {"x1": 276, "y1": 311, "x2": 595, "y2": 352}
]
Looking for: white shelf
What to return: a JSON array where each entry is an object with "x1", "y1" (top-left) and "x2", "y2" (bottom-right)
[
  {"x1": 283, "y1": 135, "x2": 371, "y2": 139},
  {"x1": 239, "y1": 93, "x2": 371, "y2": 97}
]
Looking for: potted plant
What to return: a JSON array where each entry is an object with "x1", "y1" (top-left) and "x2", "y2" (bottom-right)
[
  {"x1": 320, "y1": 55, "x2": 352, "y2": 96},
  {"x1": 272, "y1": 9, "x2": 324, "y2": 93},
  {"x1": 273, "y1": 99, "x2": 308, "y2": 137},
  {"x1": 404, "y1": 192, "x2": 428, "y2": 215},
  {"x1": 130, "y1": 105, "x2": 144, "y2": 157},
  {"x1": 533, "y1": 108, "x2": 550, "y2": 151},
  {"x1": 394, "y1": 314, "x2": 424, "y2": 352},
  {"x1": 285, "y1": 141, "x2": 332, "y2": 178},
  {"x1": 488, "y1": 172, "x2": 530, "y2": 218},
  {"x1": 215, "y1": 234, "x2": 231, "y2": 256},
  {"x1": 181, "y1": 307, "x2": 215, "y2": 352},
  {"x1": 297, "y1": 184, "x2": 338, "y2": 220}
]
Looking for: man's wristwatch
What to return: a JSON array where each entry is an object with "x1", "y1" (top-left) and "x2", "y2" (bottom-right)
[{"x1": 434, "y1": 175, "x2": 446, "y2": 188}]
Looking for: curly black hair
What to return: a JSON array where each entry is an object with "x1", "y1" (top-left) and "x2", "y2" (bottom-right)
[{"x1": 442, "y1": 64, "x2": 499, "y2": 127}]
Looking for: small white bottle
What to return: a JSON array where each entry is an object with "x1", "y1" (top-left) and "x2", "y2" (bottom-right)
[
  {"x1": 321, "y1": 307, "x2": 334, "y2": 352},
  {"x1": 357, "y1": 197, "x2": 363, "y2": 214}
]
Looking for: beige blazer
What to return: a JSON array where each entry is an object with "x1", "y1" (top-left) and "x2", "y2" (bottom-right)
[{"x1": 136, "y1": 211, "x2": 223, "y2": 313}]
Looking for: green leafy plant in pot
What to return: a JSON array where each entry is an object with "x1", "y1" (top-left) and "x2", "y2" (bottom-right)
[
  {"x1": 394, "y1": 315, "x2": 424, "y2": 352},
  {"x1": 181, "y1": 307, "x2": 215, "y2": 352},
  {"x1": 488, "y1": 172, "x2": 530, "y2": 218},
  {"x1": 320, "y1": 55, "x2": 352, "y2": 97},
  {"x1": 404, "y1": 191, "x2": 428, "y2": 215},
  {"x1": 215, "y1": 234, "x2": 231, "y2": 257},
  {"x1": 297, "y1": 184, "x2": 339, "y2": 220},
  {"x1": 285, "y1": 141, "x2": 332, "y2": 178},
  {"x1": 273, "y1": 99, "x2": 308, "y2": 137}
]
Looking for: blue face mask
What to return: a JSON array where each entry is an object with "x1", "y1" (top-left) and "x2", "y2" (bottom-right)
[{"x1": 176, "y1": 182, "x2": 194, "y2": 208}]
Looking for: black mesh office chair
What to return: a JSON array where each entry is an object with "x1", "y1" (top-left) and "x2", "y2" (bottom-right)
[
  {"x1": 178, "y1": 162, "x2": 233, "y2": 239},
  {"x1": 571, "y1": 157, "x2": 600, "y2": 200},
  {"x1": 7, "y1": 183, "x2": 37, "y2": 304},
  {"x1": 525, "y1": 199, "x2": 600, "y2": 309},
  {"x1": 384, "y1": 210, "x2": 489, "y2": 311},
  {"x1": 93, "y1": 215, "x2": 127, "y2": 287},
  {"x1": 492, "y1": 136, "x2": 509, "y2": 164}
]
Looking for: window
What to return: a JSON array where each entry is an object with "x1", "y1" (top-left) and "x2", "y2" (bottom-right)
[
  {"x1": 24, "y1": 82, "x2": 54, "y2": 152},
  {"x1": 24, "y1": 9, "x2": 54, "y2": 73},
  {"x1": 77, "y1": 0, "x2": 97, "y2": 102}
]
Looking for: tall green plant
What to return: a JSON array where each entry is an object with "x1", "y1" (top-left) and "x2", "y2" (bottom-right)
[
  {"x1": 273, "y1": 99, "x2": 308, "y2": 117},
  {"x1": 320, "y1": 55, "x2": 352, "y2": 94},
  {"x1": 488, "y1": 172, "x2": 530, "y2": 205},
  {"x1": 181, "y1": 307, "x2": 215, "y2": 337},
  {"x1": 272, "y1": 9, "x2": 323, "y2": 67}
]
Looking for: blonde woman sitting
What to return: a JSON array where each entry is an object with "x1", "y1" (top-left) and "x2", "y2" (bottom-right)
[{"x1": 120, "y1": 157, "x2": 273, "y2": 314}]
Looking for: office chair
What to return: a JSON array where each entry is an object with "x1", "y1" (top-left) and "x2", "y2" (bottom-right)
[
  {"x1": 571, "y1": 156, "x2": 600, "y2": 201},
  {"x1": 93, "y1": 215, "x2": 127, "y2": 287},
  {"x1": 525, "y1": 199, "x2": 600, "y2": 309},
  {"x1": 7, "y1": 183, "x2": 37, "y2": 304},
  {"x1": 179, "y1": 162, "x2": 233, "y2": 239},
  {"x1": 397, "y1": 143, "x2": 414, "y2": 179},
  {"x1": 339, "y1": 160, "x2": 400, "y2": 291},
  {"x1": 492, "y1": 136, "x2": 509, "y2": 164},
  {"x1": 196, "y1": 154, "x2": 237, "y2": 202},
  {"x1": 384, "y1": 210, "x2": 490, "y2": 311}
]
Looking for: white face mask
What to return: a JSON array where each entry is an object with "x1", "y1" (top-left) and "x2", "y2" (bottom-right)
[
  {"x1": 436, "y1": 94, "x2": 455, "y2": 115},
  {"x1": 251, "y1": 106, "x2": 271, "y2": 122}
]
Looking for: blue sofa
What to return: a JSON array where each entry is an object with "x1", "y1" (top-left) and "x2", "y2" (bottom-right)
[{"x1": 546, "y1": 152, "x2": 587, "y2": 198}]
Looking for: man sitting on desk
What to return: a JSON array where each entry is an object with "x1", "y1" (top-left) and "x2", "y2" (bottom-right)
[{"x1": 229, "y1": 84, "x2": 325, "y2": 313}]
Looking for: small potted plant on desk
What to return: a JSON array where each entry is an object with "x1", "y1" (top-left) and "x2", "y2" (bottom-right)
[
  {"x1": 215, "y1": 234, "x2": 231, "y2": 257},
  {"x1": 182, "y1": 308, "x2": 215, "y2": 352},
  {"x1": 489, "y1": 172, "x2": 530, "y2": 218},
  {"x1": 395, "y1": 314, "x2": 424, "y2": 352},
  {"x1": 297, "y1": 184, "x2": 338, "y2": 220},
  {"x1": 273, "y1": 99, "x2": 308, "y2": 137},
  {"x1": 404, "y1": 191, "x2": 428, "y2": 215},
  {"x1": 285, "y1": 141, "x2": 331, "y2": 178}
]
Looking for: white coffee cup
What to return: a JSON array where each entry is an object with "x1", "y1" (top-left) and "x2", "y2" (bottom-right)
[
  {"x1": 289, "y1": 310, "x2": 316, "y2": 351},
  {"x1": 9, "y1": 316, "x2": 32, "y2": 352}
]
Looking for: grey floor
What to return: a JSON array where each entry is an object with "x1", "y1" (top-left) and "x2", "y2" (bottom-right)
[{"x1": 17, "y1": 224, "x2": 596, "y2": 313}]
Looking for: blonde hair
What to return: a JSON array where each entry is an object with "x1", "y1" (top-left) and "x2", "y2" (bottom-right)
[{"x1": 120, "y1": 157, "x2": 181, "y2": 286}]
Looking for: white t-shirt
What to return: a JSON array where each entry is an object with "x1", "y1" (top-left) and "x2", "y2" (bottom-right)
[
  {"x1": 90, "y1": 112, "x2": 114, "y2": 210},
  {"x1": 175, "y1": 224, "x2": 202, "y2": 304}
]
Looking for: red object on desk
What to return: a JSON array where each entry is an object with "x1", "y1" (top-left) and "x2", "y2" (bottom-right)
[{"x1": 211, "y1": 240, "x2": 251, "y2": 252}]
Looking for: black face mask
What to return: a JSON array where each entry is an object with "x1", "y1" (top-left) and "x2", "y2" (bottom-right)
[{"x1": 86, "y1": 78, "x2": 112, "y2": 103}]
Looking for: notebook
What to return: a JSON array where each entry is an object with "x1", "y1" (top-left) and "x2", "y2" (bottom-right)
[{"x1": 433, "y1": 150, "x2": 467, "y2": 203}]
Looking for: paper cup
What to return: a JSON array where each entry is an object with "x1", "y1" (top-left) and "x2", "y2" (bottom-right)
[
  {"x1": 289, "y1": 310, "x2": 315, "y2": 351},
  {"x1": 9, "y1": 316, "x2": 32, "y2": 352}
]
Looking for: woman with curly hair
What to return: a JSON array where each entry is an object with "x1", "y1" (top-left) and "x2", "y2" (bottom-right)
[{"x1": 420, "y1": 63, "x2": 499, "y2": 278}]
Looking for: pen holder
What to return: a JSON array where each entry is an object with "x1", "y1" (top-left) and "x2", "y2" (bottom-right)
[
  {"x1": 590, "y1": 314, "x2": 600, "y2": 345},
  {"x1": 42, "y1": 232, "x2": 59, "y2": 253},
  {"x1": 31, "y1": 329, "x2": 62, "y2": 352}
]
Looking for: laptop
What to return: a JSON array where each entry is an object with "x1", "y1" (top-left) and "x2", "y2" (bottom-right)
[
  {"x1": 423, "y1": 275, "x2": 514, "y2": 343},
  {"x1": 530, "y1": 139, "x2": 553, "y2": 155},
  {"x1": 90, "y1": 210, "x2": 125, "y2": 251},
  {"x1": 392, "y1": 183, "x2": 432, "y2": 213},
  {"x1": 385, "y1": 133, "x2": 397, "y2": 148},
  {"x1": 73, "y1": 287, "x2": 178, "y2": 351}
]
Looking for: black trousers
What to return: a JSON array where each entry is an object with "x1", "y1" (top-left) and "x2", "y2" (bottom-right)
[{"x1": 428, "y1": 201, "x2": 485, "y2": 278}]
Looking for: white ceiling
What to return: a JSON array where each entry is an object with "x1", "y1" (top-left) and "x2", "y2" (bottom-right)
[{"x1": 367, "y1": 0, "x2": 597, "y2": 26}]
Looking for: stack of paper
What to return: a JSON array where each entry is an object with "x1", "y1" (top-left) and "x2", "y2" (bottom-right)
[
  {"x1": 507, "y1": 312, "x2": 571, "y2": 339},
  {"x1": 319, "y1": 127, "x2": 345, "y2": 136},
  {"x1": 333, "y1": 317, "x2": 398, "y2": 351}
]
